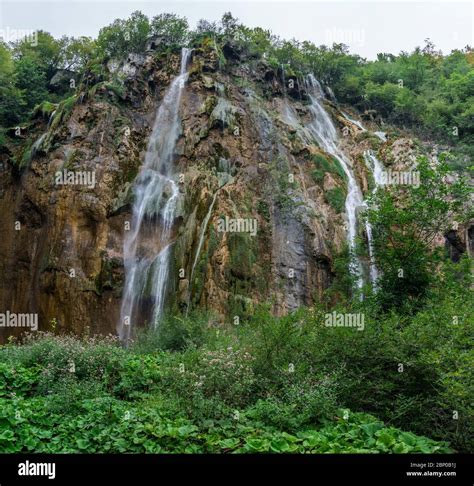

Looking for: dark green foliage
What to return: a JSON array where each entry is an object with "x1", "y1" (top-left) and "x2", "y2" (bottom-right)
[
  {"x1": 0, "y1": 31, "x2": 90, "y2": 128},
  {"x1": 131, "y1": 311, "x2": 211, "y2": 353},
  {"x1": 338, "y1": 44, "x2": 474, "y2": 148},
  {"x1": 2, "y1": 12, "x2": 472, "y2": 162},
  {"x1": 150, "y1": 13, "x2": 189, "y2": 49},
  {"x1": 0, "y1": 297, "x2": 464, "y2": 453},
  {"x1": 364, "y1": 155, "x2": 472, "y2": 312},
  {"x1": 10, "y1": 57, "x2": 49, "y2": 115},
  {"x1": 228, "y1": 232, "x2": 256, "y2": 280},
  {"x1": 0, "y1": 393, "x2": 450, "y2": 453},
  {"x1": 96, "y1": 11, "x2": 150, "y2": 60}
]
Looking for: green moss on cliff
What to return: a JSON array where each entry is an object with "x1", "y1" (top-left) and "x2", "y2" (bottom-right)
[
  {"x1": 325, "y1": 187, "x2": 346, "y2": 213},
  {"x1": 311, "y1": 152, "x2": 347, "y2": 183},
  {"x1": 228, "y1": 232, "x2": 256, "y2": 281},
  {"x1": 191, "y1": 222, "x2": 220, "y2": 302},
  {"x1": 32, "y1": 101, "x2": 57, "y2": 120},
  {"x1": 95, "y1": 254, "x2": 122, "y2": 295},
  {"x1": 42, "y1": 95, "x2": 77, "y2": 152}
]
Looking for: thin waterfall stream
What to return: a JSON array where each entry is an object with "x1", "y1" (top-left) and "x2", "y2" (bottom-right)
[
  {"x1": 342, "y1": 111, "x2": 387, "y2": 286},
  {"x1": 186, "y1": 190, "x2": 219, "y2": 313},
  {"x1": 304, "y1": 74, "x2": 367, "y2": 290},
  {"x1": 363, "y1": 149, "x2": 386, "y2": 285}
]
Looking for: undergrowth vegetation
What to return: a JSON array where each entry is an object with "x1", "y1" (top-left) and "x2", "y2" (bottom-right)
[{"x1": 1, "y1": 258, "x2": 471, "y2": 453}]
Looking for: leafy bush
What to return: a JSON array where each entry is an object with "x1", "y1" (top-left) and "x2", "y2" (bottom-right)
[
  {"x1": 365, "y1": 156, "x2": 472, "y2": 312},
  {"x1": 96, "y1": 11, "x2": 150, "y2": 60},
  {"x1": 0, "y1": 333, "x2": 127, "y2": 396},
  {"x1": 0, "y1": 296, "x2": 468, "y2": 453},
  {"x1": 158, "y1": 346, "x2": 257, "y2": 419},
  {"x1": 131, "y1": 311, "x2": 212, "y2": 352},
  {"x1": 0, "y1": 363, "x2": 41, "y2": 398},
  {"x1": 246, "y1": 375, "x2": 338, "y2": 431},
  {"x1": 150, "y1": 13, "x2": 189, "y2": 49}
]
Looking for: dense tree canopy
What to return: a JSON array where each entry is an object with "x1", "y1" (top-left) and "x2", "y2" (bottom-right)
[{"x1": 0, "y1": 10, "x2": 472, "y2": 156}]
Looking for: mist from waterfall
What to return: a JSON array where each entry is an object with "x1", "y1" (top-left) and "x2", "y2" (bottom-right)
[{"x1": 118, "y1": 48, "x2": 192, "y2": 342}]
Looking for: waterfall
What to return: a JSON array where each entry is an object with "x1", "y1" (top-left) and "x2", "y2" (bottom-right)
[
  {"x1": 30, "y1": 133, "x2": 47, "y2": 160},
  {"x1": 118, "y1": 47, "x2": 192, "y2": 342},
  {"x1": 304, "y1": 74, "x2": 368, "y2": 290},
  {"x1": 364, "y1": 150, "x2": 385, "y2": 188},
  {"x1": 343, "y1": 108, "x2": 387, "y2": 286},
  {"x1": 187, "y1": 191, "x2": 219, "y2": 312},
  {"x1": 363, "y1": 150, "x2": 386, "y2": 286},
  {"x1": 47, "y1": 110, "x2": 56, "y2": 129},
  {"x1": 342, "y1": 112, "x2": 366, "y2": 132},
  {"x1": 343, "y1": 110, "x2": 387, "y2": 142}
]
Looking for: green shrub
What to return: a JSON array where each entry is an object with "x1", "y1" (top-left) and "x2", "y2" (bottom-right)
[
  {"x1": 0, "y1": 258, "x2": 471, "y2": 451},
  {"x1": 44, "y1": 376, "x2": 107, "y2": 414},
  {"x1": 0, "y1": 362, "x2": 42, "y2": 398},
  {"x1": 0, "y1": 333, "x2": 127, "y2": 396},
  {"x1": 246, "y1": 374, "x2": 338, "y2": 431},
  {"x1": 112, "y1": 354, "x2": 163, "y2": 399},
  {"x1": 131, "y1": 311, "x2": 211, "y2": 353},
  {"x1": 161, "y1": 346, "x2": 257, "y2": 414}
]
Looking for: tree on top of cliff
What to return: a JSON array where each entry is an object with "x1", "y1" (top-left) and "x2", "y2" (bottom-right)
[
  {"x1": 0, "y1": 10, "x2": 473, "y2": 159},
  {"x1": 150, "y1": 13, "x2": 189, "y2": 49},
  {"x1": 96, "y1": 10, "x2": 151, "y2": 59}
]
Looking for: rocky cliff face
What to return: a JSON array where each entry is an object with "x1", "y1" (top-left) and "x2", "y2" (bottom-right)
[{"x1": 0, "y1": 44, "x2": 470, "y2": 340}]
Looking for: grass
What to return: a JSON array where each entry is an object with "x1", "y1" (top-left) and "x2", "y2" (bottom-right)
[{"x1": 325, "y1": 187, "x2": 346, "y2": 213}]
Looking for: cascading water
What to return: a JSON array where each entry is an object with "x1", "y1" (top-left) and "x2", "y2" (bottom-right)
[
  {"x1": 364, "y1": 150, "x2": 385, "y2": 188},
  {"x1": 118, "y1": 48, "x2": 192, "y2": 342},
  {"x1": 186, "y1": 191, "x2": 219, "y2": 312},
  {"x1": 30, "y1": 133, "x2": 47, "y2": 160},
  {"x1": 305, "y1": 74, "x2": 369, "y2": 290},
  {"x1": 363, "y1": 149, "x2": 386, "y2": 285},
  {"x1": 341, "y1": 110, "x2": 389, "y2": 286},
  {"x1": 342, "y1": 110, "x2": 387, "y2": 142},
  {"x1": 342, "y1": 111, "x2": 366, "y2": 132},
  {"x1": 341, "y1": 111, "x2": 386, "y2": 286}
]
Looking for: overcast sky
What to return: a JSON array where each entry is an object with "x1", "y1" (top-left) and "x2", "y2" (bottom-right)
[{"x1": 0, "y1": 0, "x2": 472, "y2": 59}]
